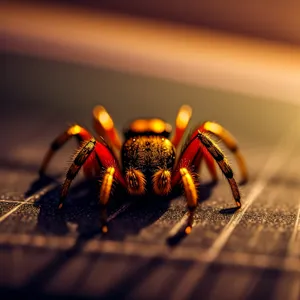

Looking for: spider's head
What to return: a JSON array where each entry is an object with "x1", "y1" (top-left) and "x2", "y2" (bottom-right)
[
  {"x1": 122, "y1": 118, "x2": 175, "y2": 195},
  {"x1": 123, "y1": 118, "x2": 172, "y2": 139}
]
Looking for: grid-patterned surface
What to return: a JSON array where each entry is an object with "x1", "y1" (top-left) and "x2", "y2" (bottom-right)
[{"x1": 1, "y1": 53, "x2": 300, "y2": 299}]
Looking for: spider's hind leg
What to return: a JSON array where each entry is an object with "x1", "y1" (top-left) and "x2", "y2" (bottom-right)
[{"x1": 39, "y1": 124, "x2": 93, "y2": 175}]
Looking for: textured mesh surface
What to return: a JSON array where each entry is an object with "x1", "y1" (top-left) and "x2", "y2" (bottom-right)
[{"x1": 1, "y1": 53, "x2": 300, "y2": 299}]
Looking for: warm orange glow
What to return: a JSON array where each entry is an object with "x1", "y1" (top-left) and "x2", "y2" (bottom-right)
[
  {"x1": 130, "y1": 118, "x2": 167, "y2": 133},
  {"x1": 176, "y1": 105, "x2": 192, "y2": 129},
  {"x1": 100, "y1": 167, "x2": 115, "y2": 206},
  {"x1": 172, "y1": 105, "x2": 192, "y2": 147},
  {"x1": 99, "y1": 112, "x2": 114, "y2": 130},
  {"x1": 102, "y1": 225, "x2": 108, "y2": 233},
  {"x1": 204, "y1": 121, "x2": 222, "y2": 135},
  {"x1": 180, "y1": 167, "x2": 198, "y2": 207},
  {"x1": 94, "y1": 106, "x2": 114, "y2": 130},
  {"x1": 149, "y1": 119, "x2": 165, "y2": 133},
  {"x1": 130, "y1": 119, "x2": 148, "y2": 132},
  {"x1": 93, "y1": 106, "x2": 121, "y2": 149},
  {"x1": 67, "y1": 125, "x2": 81, "y2": 135},
  {"x1": 185, "y1": 226, "x2": 192, "y2": 235}
]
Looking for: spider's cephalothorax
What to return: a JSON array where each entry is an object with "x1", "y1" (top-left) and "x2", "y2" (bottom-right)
[
  {"x1": 39, "y1": 105, "x2": 248, "y2": 234},
  {"x1": 122, "y1": 119, "x2": 175, "y2": 194}
]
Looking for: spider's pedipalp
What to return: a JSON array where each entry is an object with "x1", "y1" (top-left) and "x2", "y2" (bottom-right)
[
  {"x1": 152, "y1": 169, "x2": 172, "y2": 195},
  {"x1": 39, "y1": 124, "x2": 93, "y2": 175},
  {"x1": 125, "y1": 168, "x2": 146, "y2": 195}
]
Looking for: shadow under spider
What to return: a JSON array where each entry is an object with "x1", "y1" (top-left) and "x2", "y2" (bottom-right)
[
  {"x1": 20, "y1": 179, "x2": 218, "y2": 296},
  {"x1": 25, "y1": 173, "x2": 62, "y2": 198},
  {"x1": 30, "y1": 175, "x2": 217, "y2": 244}
]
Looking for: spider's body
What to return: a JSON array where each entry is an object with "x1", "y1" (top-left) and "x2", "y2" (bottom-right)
[
  {"x1": 39, "y1": 105, "x2": 248, "y2": 233},
  {"x1": 122, "y1": 120, "x2": 175, "y2": 194}
]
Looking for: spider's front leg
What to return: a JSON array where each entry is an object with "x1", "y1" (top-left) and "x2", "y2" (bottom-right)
[
  {"x1": 172, "y1": 129, "x2": 242, "y2": 233},
  {"x1": 59, "y1": 137, "x2": 126, "y2": 233},
  {"x1": 39, "y1": 124, "x2": 93, "y2": 175},
  {"x1": 172, "y1": 167, "x2": 198, "y2": 234}
]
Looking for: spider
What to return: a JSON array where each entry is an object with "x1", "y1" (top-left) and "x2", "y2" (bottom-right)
[{"x1": 39, "y1": 105, "x2": 248, "y2": 234}]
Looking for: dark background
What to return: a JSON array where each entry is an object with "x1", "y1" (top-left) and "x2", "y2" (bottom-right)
[{"x1": 20, "y1": 0, "x2": 300, "y2": 45}]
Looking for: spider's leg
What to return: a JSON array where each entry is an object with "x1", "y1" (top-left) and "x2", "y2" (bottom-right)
[
  {"x1": 179, "y1": 167, "x2": 198, "y2": 234},
  {"x1": 93, "y1": 105, "x2": 122, "y2": 150},
  {"x1": 171, "y1": 105, "x2": 192, "y2": 148},
  {"x1": 60, "y1": 138, "x2": 126, "y2": 208},
  {"x1": 197, "y1": 121, "x2": 248, "y2": 184},
  {"x1": 59, "y1": 138, "x2": 97, "y2": 209},
  {"x1": 39, "y1": 125, "x2": 92, "y2": 175},
  {"x1": 187, "y1": 145, "x2": 218, "y2": 182},
  {"x1": 197, "y1": 130, "x2": 241, "y2": 213},
  {"x1": 186, "y1": 129, "x2": 218, "y2": 182},
  {"x1": 173, "y1": 130, "x2": 241, "y2": 216},
  {"x1": 98, "y1": 167, "x2": 117, "y2": 233},
  {"x1": 202, "y1": 148, "x2": 218, "y2": 182},
  {"x1": 59, "y1": 138, "x2": 126, "y2": 232}
]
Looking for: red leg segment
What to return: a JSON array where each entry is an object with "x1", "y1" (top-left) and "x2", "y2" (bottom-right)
[
  {"x1": 172, "y1": 130, "x2": 242, "y2": 231},
  {"x1": 59, "y1": 138, "x2": 126, "y2": 232},
  {"x1": 93, "y1": 106, "x2": 122, "y2": 150}
]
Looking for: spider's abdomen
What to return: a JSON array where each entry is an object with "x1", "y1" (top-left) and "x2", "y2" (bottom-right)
[{"x1": 121, "y1": 136, "x2": 176, "y2": 178}]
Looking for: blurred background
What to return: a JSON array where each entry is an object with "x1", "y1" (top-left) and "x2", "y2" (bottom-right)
[
  {"x1": 26, "y1": 0, "x2": 300, "y2": 44},
  {"x1": 2, "y1": 0, "x2": 300, "y2": 107},
  {"x1": 2, "y1": 0, "x2": 300, "y2": 137},
  {"x1": 1, "y1": 1, "x2": 300, "y2": 300}
]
